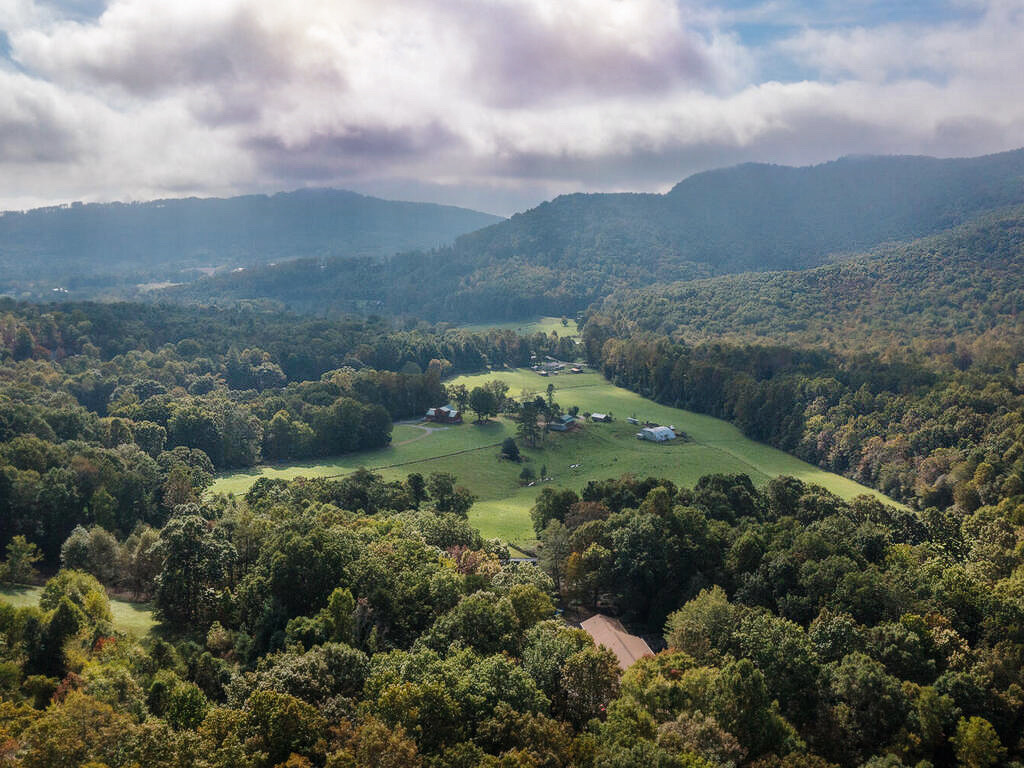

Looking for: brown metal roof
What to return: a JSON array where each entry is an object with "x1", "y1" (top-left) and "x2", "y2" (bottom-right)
[{"x1": 580, "y1": 614, "x2": 654, "y2": 669}]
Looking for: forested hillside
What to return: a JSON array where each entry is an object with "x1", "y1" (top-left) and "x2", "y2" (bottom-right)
[
  {"x1": 0, "y1": 190, "x2": 502, "y2": 298},
  {"x1": 593, "y1": 206, "x2": 1024, "y2": 354},
  {"x1": 164, "y1": 149, "x2": 1024, "y2": 320}
]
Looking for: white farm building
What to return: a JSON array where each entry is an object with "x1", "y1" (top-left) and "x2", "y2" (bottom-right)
[{"x1": 637, "y1": 426, "x2": 676, "y2": 442}]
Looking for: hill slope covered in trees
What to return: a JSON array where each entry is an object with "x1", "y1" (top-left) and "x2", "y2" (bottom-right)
[{"x1": 590, "y1": 206, "x2": 1024, "y2": 356}]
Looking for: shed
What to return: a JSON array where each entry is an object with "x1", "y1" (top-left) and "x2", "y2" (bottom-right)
[
  {"x1": 590, "y1": 413, "x2": 611, "y2": 423},
  {"x1": 580, "y1": 614, "x2": 654, "y2": 669},
  {"x1": 638, "y1": 426, "x2": 676, "y2": 442}
]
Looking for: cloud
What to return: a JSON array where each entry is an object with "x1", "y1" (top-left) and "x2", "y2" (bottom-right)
[
  {"x1": 0, "y1": 70, "x2": 85, "y2": 162},
  {"x1": 0, "y1": 0, "x2": 1023, "y2": 214},
  {"x1": 776, "y1": 0, "x2": 1024, "y2": 83},
  {"x1": 449, "y1": 0, "x2": 751, "y2": 106}
]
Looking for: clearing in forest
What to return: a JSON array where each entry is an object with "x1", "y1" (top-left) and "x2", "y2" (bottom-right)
[
  {"x1": 211, "y1": 369, "x2": 898, "y2": 546},
  {"x1": 457, "y1": 316, "x2": 580, "y2": 339},
  {"x1": 0, "y1": 584, "x2": 156, "y2": 637}
]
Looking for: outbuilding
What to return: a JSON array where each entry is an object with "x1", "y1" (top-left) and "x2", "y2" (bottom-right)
[
  {"x1": 637, "y1": 426, "x2": 676, "y2": 442},
  {"x1": 590, "y1": 413, "x2": 612, "y2": 423}
]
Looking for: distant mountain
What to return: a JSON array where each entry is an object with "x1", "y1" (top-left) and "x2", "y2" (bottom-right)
[
  {"x1": 162, "y1": 149, "x2": 1024, "y2": 320},
  {"x1": 0, "y1": 189, "x2": 503, "y2": 297},
  {"x1": 589, "y1": 205, "x2": 1024, "y2": 353}
]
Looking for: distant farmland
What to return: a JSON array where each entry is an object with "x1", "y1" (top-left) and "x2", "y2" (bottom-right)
[
  {"x1": 0, "y1": 585, "x2": 156, "y2": 637},
  {"x1": 457, "y1": 316, "x2": 580, "y2": 339},
  {"x1": 211, "y1": 369, "x2": 898, "y2": 545}
]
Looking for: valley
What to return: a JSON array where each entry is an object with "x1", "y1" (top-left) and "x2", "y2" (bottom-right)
[
  {"x1": 211, "y1": 368, "x2": 895, "y2": 544},
  {"x1": 3, "y1": 143, "x2": 1024, "y2": 768}
]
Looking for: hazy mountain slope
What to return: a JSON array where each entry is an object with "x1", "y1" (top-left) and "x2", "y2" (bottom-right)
[
  {"x1": 659, "y1": 149, "x2": 1024, "y2": 270},
  {"x1": 0, "y1": 189, "x2": 503, "y2": 294},
  {"x1": 163, "y1": 149, "x2": 1024, "y2": 321},
  {"x1": 453, "y1": 148, "x2": 1024, "y2": 274},
  {"x1": 590, "y1": 205, "x2": 1024, "y2": 353}
]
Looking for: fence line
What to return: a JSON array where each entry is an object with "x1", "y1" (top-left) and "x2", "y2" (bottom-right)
[{"x1": 319, "y1": 440, "x2": 506, "y2": 479}]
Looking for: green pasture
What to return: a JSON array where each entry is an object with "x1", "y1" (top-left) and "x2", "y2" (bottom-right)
[
  {"x1": 458, "y1": 316, "x2": 579, "y2": 339},
  {"x1": 0, "y1": 584, "x2": 156, "y2": 637},
  {"x1": 211, "y1": 368, "x2": 898, "y2": 547}
]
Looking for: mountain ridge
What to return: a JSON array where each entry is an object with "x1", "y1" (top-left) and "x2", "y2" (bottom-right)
[
  {"x1": 0, "y1": 187, "x2": 504, "y2": 298},
  {"x1": 161, "y1": 148, "x2": 1024, "y2": 320}
]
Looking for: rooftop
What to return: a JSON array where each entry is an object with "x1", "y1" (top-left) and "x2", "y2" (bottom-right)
[{"x1": 580, "y1": 614, "x2": 654, "y2": 669}]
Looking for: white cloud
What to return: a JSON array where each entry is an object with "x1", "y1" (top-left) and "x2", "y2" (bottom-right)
[
  {"x1": 0, "y1": 0, "x2": 1022, "y2": 214},
  {"x1": 776, "y1": 0, "x2": 1024, "y2": 83}
]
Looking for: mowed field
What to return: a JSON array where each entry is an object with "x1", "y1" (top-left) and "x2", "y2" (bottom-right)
[
  {"x1": 211, "y1": 369, "x2": 898, "y2": 547},
  {"x1": 458, "y1": 316, "x2": 579, "y2": 340},
  {"x1": 0, "y1": 584, "x2": 156, "y2": 637}
]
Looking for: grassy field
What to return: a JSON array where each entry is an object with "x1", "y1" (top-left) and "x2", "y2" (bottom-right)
[
  {"x1": 211, "y1": 369, "x2": 898, "y2": 547},
  {"x1": 458, "y1": 316, "x2": 579, "y2": 339},
  {"x1": 0, "y1": 584, "x2": 156, "y2": 637}
]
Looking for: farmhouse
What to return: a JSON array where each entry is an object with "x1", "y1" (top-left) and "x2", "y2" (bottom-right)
[
  {"x1": 638, "y1": 426, "x2": 676, "y2": 442},
  {"x1": 547, "y1": 414, "x2": 577, "y2": 432},
  {"x1": 425, "y1": 405, "x2": 462, "y2": 424},
  {"x1": 590, "y1": 413, "x2": 612, "y2": 423},
  {"x1": 580, "y1": 614, "x2": 654, "y2": 669}
]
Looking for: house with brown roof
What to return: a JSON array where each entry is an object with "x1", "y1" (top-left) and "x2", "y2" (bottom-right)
[
  {"x1": 580, "y1": 614, "x2": 654, "y2": 669},
  {"x1": 425, "y1": 405, "x2": 462, "y2": 423}
]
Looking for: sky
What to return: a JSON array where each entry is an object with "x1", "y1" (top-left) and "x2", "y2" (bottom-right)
[{"x1": 0, "y1": 0, "x2": 1022, "y2": 216}]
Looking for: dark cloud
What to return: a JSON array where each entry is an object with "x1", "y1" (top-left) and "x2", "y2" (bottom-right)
[
  {"x1": 0, "y1": 76, "x2": 83, "y2": 163},
  {"x1": 16, "y1": 3, "x2": 319, "y2": 96},
  {"x1": 248, "y1": 122, "x2": 465, "y2": 182},
  {"x1": 451, "y1": 1, "x2": 727, "y2": 107}
]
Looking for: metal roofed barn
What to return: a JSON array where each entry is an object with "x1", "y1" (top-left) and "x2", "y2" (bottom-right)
[{"x1": 637, "y1": 425, "x2": 676, "y2": 442}]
